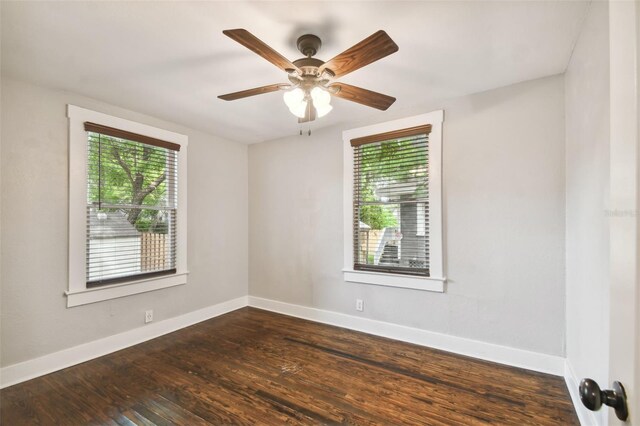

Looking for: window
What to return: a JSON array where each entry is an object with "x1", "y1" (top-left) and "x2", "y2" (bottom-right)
[
  {"x1": 85, "y1": 123, "x2": 179, "y2": 286},
  {"x1": 343, "y1": 111, "x2": 444, "y2": 292},
  {"x1": 67, "y1": 106, "x2": 188, "y2": 307},
  {"x1": 352, "y1": 126, "x2": 430, "y2": 276}
]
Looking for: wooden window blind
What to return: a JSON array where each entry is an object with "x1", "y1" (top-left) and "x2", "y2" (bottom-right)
[
  {"x1": 352, "y1": 125, "x2": 431, "y2": 276},
  {"x1": 85, "y1": 123, "x2": 178, "y2": 287}
]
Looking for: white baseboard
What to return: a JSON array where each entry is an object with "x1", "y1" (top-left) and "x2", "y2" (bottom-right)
[
  {"x1": 0, "y1": 296, "x2": 249, "y2": 389},
  {"x1": 248, "y1": 296, "x2": 565, "y2": 376},
  {"x1": 564, "y1": 359, "x2": 600, "y2": 426}
]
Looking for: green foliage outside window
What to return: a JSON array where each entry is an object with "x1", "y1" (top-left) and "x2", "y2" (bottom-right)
[
  {"x1": 358, "y1": 137, "x2": 428, "y2": 230},
  {"x1": 359, "y1": 186, "x2": 397, "y2": 229},
  {"x1": 87, "y1": 134, "x2": 171, "y2": 233}
]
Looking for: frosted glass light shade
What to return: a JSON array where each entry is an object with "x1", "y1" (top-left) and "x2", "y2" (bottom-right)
[
  {"x1": 289, "y1": 100, "x2": 307, "y2": 118},
  {"x1": 316, "y1": 104, "x2": 333, "y2": 118},
  {"x1": 311, "y1": 87, "x2": 331, "y2": 107},
  {"x1": 284, "y1": 88, "x2": 304, "y2": 108},
  {"x1": 283, "y1": 88, "x2": 307, "y2": 118},
  {"x1": 311, "y1": 87, "x2": 333, "y2": 118}
]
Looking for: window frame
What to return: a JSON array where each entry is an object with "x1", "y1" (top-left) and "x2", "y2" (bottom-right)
[
  {"x1": 67, "y1": 105, "x2": 188, "y2": 307},
  {"x1": 342, "y1": 111, "x2": 445, "y2": 292}
]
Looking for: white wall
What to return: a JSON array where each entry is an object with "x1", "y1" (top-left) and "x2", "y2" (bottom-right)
[
  {"x1": 0, "y1": 78, "x2": 249, "y2": 366},
  {"x1": 249, "y1": 75, "x2": 566, "y2": 356},
  {"x1": 564, "y1": 2, "x2": 610, "y2": 423}
]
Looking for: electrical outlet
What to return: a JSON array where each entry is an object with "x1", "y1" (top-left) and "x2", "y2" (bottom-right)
[
  {"x1": 145, "y1": 310, "x2": 153, "y2": 323},
  {"x1": 356, "y1": 299, "x2": 364, "y2": 312}
]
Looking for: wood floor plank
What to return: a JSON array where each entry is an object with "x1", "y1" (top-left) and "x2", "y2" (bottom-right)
[{"x1": 0, "y1": 307, "x2": 579, "y2": 425}]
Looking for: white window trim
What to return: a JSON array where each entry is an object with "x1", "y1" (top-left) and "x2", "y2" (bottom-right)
[
  {"x1": 66, "y1": 105, "x2": 188, "y2": 307},
  {"x1": 342, "y1": 110, "x2": 445, "y2": 292}
]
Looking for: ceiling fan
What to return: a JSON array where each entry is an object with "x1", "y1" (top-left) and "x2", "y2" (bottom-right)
[{"x1": 218, "y1": 29, "x2": 399, "y2": 123}]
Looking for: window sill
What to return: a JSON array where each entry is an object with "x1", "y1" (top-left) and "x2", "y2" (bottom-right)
[
  {"x1": 65, "y1": 272, "x2": 188, "y2": 307},
  {"x1": 342, "y1": 269, "x2": 445, "y2": 292}
]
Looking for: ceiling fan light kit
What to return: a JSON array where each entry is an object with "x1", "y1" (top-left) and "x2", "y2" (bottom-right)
[
  {"x1": 218, "y1": 29, "x2": 399, "y2": 126},
  {"x1": 283, "y1": 86, "x2": 332, "y2": 119}
]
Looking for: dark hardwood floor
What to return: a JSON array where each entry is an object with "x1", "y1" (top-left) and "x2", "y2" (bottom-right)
[{"x1": 1, "y1": 307, "x2": 578, "y2": 425}]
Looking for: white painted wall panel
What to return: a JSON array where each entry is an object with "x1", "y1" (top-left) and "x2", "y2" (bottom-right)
[
  {"x1": 0, "y1": 78, "x2": 249, "y2": 366},
  {"x1": 249, "y1": 75, "x2": 566, "y2": 356}
]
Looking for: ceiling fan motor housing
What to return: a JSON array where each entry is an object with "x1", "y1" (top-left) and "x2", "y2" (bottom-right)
[
  {"x1": 296, "y1": 34, "x2": 322, "y2": 58},
  {"x1": 292, "y1": 57, "x2": 324, "y2": 77}
]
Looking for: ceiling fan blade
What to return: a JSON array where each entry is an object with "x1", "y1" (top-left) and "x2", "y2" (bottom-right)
[
  {"x1": 298, "y1": 104, "x2": 317, "y2": 123},
  {"x1": 218, "y1": 84, "x2": 288, "y2": 101},
  {"x1": 330, "y1": 83, "x2": 396, "y2": 110},
  {"x1": 223, "y1": 29, "x2": 300, "y2": 73},
  {"x1": 319, "y1": 30, "x2": 398, "y2": 78}
]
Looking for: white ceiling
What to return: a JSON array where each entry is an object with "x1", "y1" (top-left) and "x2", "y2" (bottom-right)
[{"x1": 1, "y1": 1, "x2": 588, "y2": 144}]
